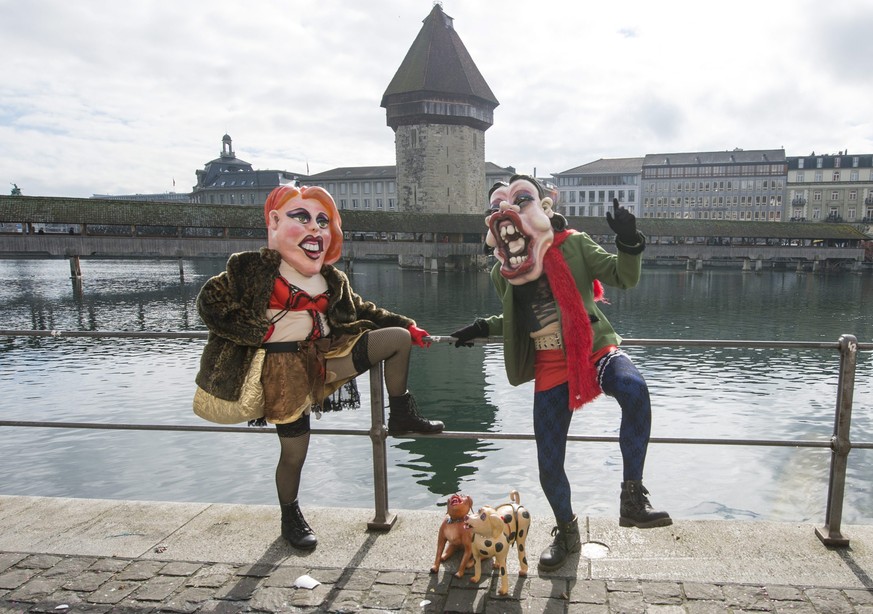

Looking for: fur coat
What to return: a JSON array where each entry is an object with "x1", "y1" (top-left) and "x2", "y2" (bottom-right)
[{"x1": 195, "y1": 247, "x2": 414, "y2": 401}]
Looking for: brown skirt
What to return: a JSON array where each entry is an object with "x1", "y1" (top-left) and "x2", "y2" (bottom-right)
[{"x1": 261, "y1": 333, "x2": 363, "y2": 425}]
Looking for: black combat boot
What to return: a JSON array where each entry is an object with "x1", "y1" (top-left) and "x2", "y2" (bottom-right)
[
  {"x1": 619, "y1": 480, "x2": 672, "y2": 528},
  {"x1": 537, "y1": 515, "x2": 581, "y2": 572},
  {"x1": 387, "y1": 392, "x2": 444, "y2": 435},
  {"x1": 281, "y1": 500, "x2": 318, "y2": 550}
]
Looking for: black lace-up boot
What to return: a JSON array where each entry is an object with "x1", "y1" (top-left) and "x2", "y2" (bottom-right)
[
  {"x1": 619, "y1": 480, "x2": 672, "y2": 528},
  {"x1": 281, "y1": 500, "x2": 317, "y2": 550},
  {"x1": 537, "y1": 515, "x2": 581, "y2": 572},
  {"x1": 387, "y1": 392, "x2": 444, "y2": 435}
]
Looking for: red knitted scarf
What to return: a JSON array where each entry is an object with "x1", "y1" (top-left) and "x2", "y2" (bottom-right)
[{"x1": 542, "y1": 230, "x2": 602, "y2": 410}]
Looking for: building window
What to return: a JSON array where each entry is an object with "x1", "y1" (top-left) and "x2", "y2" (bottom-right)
[
  {"x1": 816, "y1": 158, "x2": 823, "y2": 168},
  {"x1": 376, "y1": 198, "x2": 384, "y2": 209},
  {"x1": 850, "y1": 170, "x2": 859, "y2": 181},
  {"x1": 814, "y1": 172, "x2": 823, "y2": 182},
  {"x1": 831, "y1": 191, "x2": 839, "y2": 201},
  {"x1": 340, "y1": 183, "x2": 348, "y2": 195},
  {"x1": 388, "y1": 198, "x2": 396, "y2": 209},
  {"x1": 798, "y1": 159, "x2": 804, "y2": 169},
  {"x1": 797, "y1": 171, "x2": 805, "y2": 182},
  {"x1": 363, "y1": 198, "x2": 371, "y2": 209},
  {"x1": 375, "y1": 182, "x2": 383, "y2": 194},
  {"x1": 352, "y1": 199, "x2": 359, "y2": 209},
  {"x1": 849, "y1": 190, "x2": 857, "y2": 201},
  {"x1": 363, "y1": 183, "x2": 371, "y2": 194},
  {"x1": 388, "y1": 182, "x2": 396, "y2": 193},
  {"x1": 813, "y1": 191, "x2": 822, "y2": 201},
  {"x1": 833, "y1": 171, "x2": 841, "y2": 181}
]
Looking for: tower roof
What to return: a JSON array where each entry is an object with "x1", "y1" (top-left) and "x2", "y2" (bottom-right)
[{"x1": 381, "y1": 4, "x2": 498, "y2": 109}]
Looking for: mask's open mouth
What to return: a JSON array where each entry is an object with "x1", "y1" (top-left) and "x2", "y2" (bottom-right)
[
  {"x1": 488, "y1": 211, "x2": 535, "y2": 279},
  {"x1": 299, "y1": 236, "x2": 324, "y2": 260}
]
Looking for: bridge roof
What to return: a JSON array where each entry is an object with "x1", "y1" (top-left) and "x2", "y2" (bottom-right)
[{"x1": 0, "y1": 196, "x2": 869, "y2": 241}]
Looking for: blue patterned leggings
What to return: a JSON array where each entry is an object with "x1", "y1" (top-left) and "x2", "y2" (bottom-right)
[{"x1": 533, "y1": 351, "x2": 651, "y2": 523}]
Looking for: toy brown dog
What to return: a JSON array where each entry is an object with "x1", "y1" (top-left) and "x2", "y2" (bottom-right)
[
  {"x1": 431, "y1": 493, "x2": 474, "y2": 577},
  {"x1": 466, "y1": 490, "x2": 531, "y2": 596}
]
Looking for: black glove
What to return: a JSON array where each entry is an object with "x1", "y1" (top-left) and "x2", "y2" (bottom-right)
[
  {"x1": 451, "y1": 319, "x2": 489, "y2": 348},
  {"x1": 606, "y1": 198, "x2": 638, "y2": 245}
]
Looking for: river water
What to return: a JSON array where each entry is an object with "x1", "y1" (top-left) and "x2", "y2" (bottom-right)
[{"x1": 0, "y1": 258, "x2": 871, "y2": 525}]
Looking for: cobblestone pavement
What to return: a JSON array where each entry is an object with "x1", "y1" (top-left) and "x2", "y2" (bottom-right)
[{"x1": 2, "y1": 551, "x2": 873, "y2": 613}]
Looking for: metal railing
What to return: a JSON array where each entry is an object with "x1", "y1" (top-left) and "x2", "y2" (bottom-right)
[{"x1": 1, "y1": 330, "x2": 871, "y2": 546}]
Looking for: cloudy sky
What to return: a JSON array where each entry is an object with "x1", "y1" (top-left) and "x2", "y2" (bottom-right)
[{"x1": 3, "y1": 0, "x2": 872, "y2": 199}]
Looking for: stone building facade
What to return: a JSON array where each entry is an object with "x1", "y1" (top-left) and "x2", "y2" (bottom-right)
[
  {"x1": 553, "y1": 158, "x2": 643, "y2": 218},
  {"x1": 787, "y1": 152, "x2": 873, "y2": 225},
  {"x1": 306, "y1": 161, "x2": 515, "y2": 213},
  {"x1": 640, "y1": 149, "x2": 787, "y2": 221}
]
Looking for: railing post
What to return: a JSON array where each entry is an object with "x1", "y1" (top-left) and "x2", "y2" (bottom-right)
[
  {"x1": 367, "y1": 363, "x2": 396, "y2": 531},
  {"x1": 815, "y1": 334, "x2": 857, "y2": 547}
]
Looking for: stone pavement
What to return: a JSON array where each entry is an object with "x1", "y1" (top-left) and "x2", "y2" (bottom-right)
[{"x1": 2, "y1": 495, "x2": 873, "y2": 613}]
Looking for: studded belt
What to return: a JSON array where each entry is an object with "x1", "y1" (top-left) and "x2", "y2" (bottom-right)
[{"x1": 533, "y1": 331, "x2": 563, "y2": 351}]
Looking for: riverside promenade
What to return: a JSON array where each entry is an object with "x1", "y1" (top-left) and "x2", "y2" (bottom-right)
[{"x1": 1, "y1": 496, "x2": 873, "y2": 613}]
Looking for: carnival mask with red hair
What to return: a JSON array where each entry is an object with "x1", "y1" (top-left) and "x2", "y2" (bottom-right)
[{"x1": 265, "y1": 185, "x2": 343, "y2": 276}]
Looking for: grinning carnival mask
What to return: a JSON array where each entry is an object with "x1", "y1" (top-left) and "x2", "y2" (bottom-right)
[{"x1": 485, "y1": 175, "x2": 556, "y2": 285}]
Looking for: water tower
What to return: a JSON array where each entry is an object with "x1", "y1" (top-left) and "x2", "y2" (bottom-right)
[{"x1": 381, "y1": 4, "x2": 498, "y2": 214}]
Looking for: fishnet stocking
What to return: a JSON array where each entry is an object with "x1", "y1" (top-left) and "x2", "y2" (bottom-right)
[
  {"x1": 276, "y1": 431, "x2": 309, "y2": 505},
  {"x1": 327, "y1": 327, "x2": 411, "y2": 396}
]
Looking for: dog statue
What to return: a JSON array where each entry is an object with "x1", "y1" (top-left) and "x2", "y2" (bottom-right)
[
  {"x1": 430, "y1": 493, "x2": 474, "y2": 577},
  {"x1": 466, "y1": 490, "x2": 531, "y2": 595}
]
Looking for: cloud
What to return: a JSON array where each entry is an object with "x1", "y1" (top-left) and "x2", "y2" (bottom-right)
[{"x1": 2, "y1": 0, "x2": 873, "y2": 197}]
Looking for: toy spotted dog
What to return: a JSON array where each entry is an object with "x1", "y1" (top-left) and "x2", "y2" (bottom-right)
[{"x1": 466, "y1": 490, "x2": 531, "y2": 596}]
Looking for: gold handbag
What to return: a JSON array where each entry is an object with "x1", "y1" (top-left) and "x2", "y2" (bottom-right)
[{"x1": 193, "y1": 348, "x2": 266, "y2": 424}]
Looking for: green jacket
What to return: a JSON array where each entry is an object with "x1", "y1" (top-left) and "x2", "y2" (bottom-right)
[
  {"x1": 483, "y1": 231, "x2": 643, "y2": 387},
  {"x1": 195, "y1": 247, "x2": 414, "y2": 401}
]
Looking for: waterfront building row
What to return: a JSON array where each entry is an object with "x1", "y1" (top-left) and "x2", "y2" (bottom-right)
[
  {"x1": 553, "y1": 150, "x2": 873, "y2": 229},
  {"x1": 92, "y1": 134, "x2": 873, "y2": 234}
]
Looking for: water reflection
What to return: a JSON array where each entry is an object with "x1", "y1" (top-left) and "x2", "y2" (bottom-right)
[{"x1": 0, "y1": 259, "x2": 870, "y2": 524}]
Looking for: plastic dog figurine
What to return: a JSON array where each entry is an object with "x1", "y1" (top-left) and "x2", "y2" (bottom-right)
[
  {"x1": 431, "y1": 493, "x2": 474, "y2": 577},
  {"x1": 467, "y1": 490, "x2": 531, "y2": 595}
]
